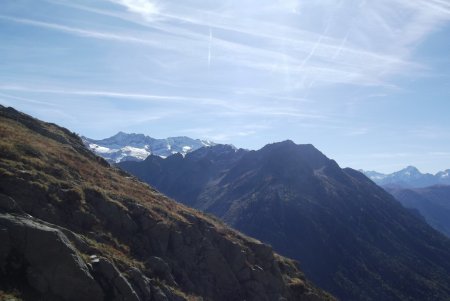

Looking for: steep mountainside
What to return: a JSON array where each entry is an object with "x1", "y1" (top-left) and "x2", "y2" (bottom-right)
[
  {"x1": 119, "y1": 142, "x2": 450, "y2": 301},
  {"x1": 82, "y1": 132, "x2": 215, "y2": 163},
  {"x1": 387, "y1": 185, "x2": 450, "y2": 237},
  {"x1": 0, "y1": 105, "x2": 334, "y2": 301},
  {"x1": 361, "y1": 166, "x2": 450, "y2": 188}
]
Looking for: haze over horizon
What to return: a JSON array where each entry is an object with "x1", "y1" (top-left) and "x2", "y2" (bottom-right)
[{"x1": 1, "y1": 0, "x2": 450, "y2": 173}]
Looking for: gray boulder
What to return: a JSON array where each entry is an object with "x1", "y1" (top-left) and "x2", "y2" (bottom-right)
[
  {"x1": 92, "y1": 257, "x2": 140, "y2": 301},
  {"x1": 0, "y1": 213, "x2": 104, "y2": 301},
  {"x1": 0, "y1": 193, "x2": 19, "y2": 213}
]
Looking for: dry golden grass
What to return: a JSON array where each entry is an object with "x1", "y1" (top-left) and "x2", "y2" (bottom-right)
[
  {"x1": 1, "y1": 117, "x2": 188, "y2": 220},
  {"x1": 4, "y1": 118, "x2": 281, "y2": 263},
  {"x1": 0, "y1": 113, "x2": 253, "y2": 261}
]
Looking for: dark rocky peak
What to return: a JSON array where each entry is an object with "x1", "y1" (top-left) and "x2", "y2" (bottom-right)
[
  {"x1": 113, "y1": 131, "x2": 146, "y2": 138},
  {"x1": 163, "y1": 152, "x2": 185, "y2": 166},
  {"x1": 185, "y1": 144, "x2": 244, "y2": 163},
  {"x1": 226, "y1": 140, "x2": 345, "y2": 186},
  {"x1": 259, "y1": 141, "x2": 332, "y2": 170},
  {"x1": 142, "y1": 153, "x2": 163, "y2": 162},
  {"x1": 343, "y1": 167, "x2": 373, "y2": 183}
]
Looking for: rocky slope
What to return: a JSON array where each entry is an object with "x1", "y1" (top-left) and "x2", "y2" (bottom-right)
[
  {"x1": 119, "y1": 142, "x2": 450, "y2": 301},
  {"x1": 82, "y1": 132, "x2": 215, "y2": 163},
  {"x1": 0, "y1": 105, "x2": 334, "y2": 301},
  {"x1": 361, "y1": 166, "x2": 450, "y2": 188},
  {"x1": 387, "y1": 185, "x2": 450, "y2": 237}
]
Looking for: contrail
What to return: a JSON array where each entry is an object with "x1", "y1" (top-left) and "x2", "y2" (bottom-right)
[
  {"x1": 299, "y1": 34, "x2": 324, "y2": 70},
  {"x1": 332, "y1": 31, "x2": 350, "y2": 60},
  {"x1": 299, "y1": 20, "x2": 330, "y2": 70},
  {"x1": 208, "y1": 28, "x2": 212, "y2": 68},
  {"x1": 0, "y1": 15, "x2": 156, "y2": 46}
]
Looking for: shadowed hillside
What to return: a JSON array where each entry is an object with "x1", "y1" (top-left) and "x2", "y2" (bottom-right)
[
  {"x1": 387, "y1": 185, "x2": 450, "y2": 237},
  {"x1": 119, "y1": 141, "x2": 450, "y2": 301}
]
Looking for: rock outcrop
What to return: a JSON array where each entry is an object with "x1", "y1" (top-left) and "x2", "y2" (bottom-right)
[{"x1": 0, "y1": 213, "x2": 103, "y2": 301}]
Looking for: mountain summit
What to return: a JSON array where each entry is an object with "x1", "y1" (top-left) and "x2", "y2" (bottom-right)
[
  {"x1": 119, "y1": 141, "x2": 450, "y2": 301},
  {"x1": 82, "y1": 132, "x2": 215, "y2": 163}
]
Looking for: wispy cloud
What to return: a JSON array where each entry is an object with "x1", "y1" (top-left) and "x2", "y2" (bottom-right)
[
  {"x1": 0, "y1": 84, "x2": 318, "y2": 121},
  {"x1": 0, "y1": 84, "x2": 231, "y2": 107},
  {"x1": 0, "y1": 84, "x2": 326, "y2": 120},
  {"x1": 109, "y1": 0, "x2": 159, "y2": 18},
  {"x1": 345, "y1": 128, "x2": 369, "y2": 136},
  {"x1": 408, "y1": 126, "x2": 450, "y2": 140},
  {"x1": 10, "y1": 0, "x2": 448, "y2": 90},
  {"x1": 180, "y1": 123, "x2": 271, "y2": 142},
  {"x1": 428, "y1": 151, "x2": 450, "y2": 157},
  {"x1": 0, "y1": 92, "x2": 56, "y2": 106},
  {"x1": 367, "y1": 152, "x2": 416, "y2": 159},
  {"x1": 36, "y1": 0, "x2": 426, "y2": 87},
  {"x1": 0, "y1": 15, "x2": 157, "y2": 45}
]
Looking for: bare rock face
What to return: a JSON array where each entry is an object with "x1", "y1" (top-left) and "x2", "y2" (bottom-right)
[
  {"x1": 0, "y1": 213, "x2": 104, "y2": 301},
  {"x1": 91, "y1": 258, "x2": 140, "y2": 301}
]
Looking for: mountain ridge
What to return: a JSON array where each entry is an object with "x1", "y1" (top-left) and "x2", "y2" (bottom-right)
[{"x1": 119, "y1": 141, "x2": 450, "y2": 301}]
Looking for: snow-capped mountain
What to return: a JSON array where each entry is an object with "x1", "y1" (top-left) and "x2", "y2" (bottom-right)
[
  {"x1": 82, "y1": 132, "x2": 215, "y2": 163},
  {"x1": 361, "y1": 166, "x2": 450, "y2": 188}
]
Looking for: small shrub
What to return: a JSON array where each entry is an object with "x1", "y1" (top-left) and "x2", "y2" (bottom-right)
[
  {"x1": 15, "y1": 143, "x2": 42, "y2": 158},
  {"x1": 0, "y1": 142, "x2": 18, "y2": 160}
]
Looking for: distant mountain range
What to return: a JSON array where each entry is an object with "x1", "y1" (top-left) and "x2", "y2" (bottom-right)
[
  {"x1": 118, "y1": 141, "x2": 450, "y2": 301},
  {"x1": 386, "y1": 185, "x2": 450, "y2": 238},
  {"x1": 361, "y1": 166, "x2": 450, "y2": 188},
  {"x1": 82, "y1": 132, "x2": 215, "y2": 163}
]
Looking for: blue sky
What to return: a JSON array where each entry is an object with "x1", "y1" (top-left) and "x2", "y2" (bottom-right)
[{"x1": 1, "y1": 0, "x2": 450, "y2": 173}]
